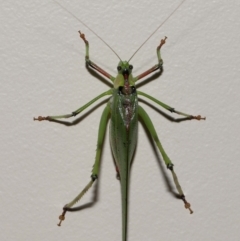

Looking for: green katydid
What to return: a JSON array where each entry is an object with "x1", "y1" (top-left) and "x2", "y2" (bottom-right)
[{"x1": 34, "y1": 0, "x2": 205, "y2": 240}]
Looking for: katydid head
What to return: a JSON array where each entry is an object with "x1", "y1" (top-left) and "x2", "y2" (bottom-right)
[
  {"x1": 114, "y1": 61, "x2": 135, "y2": 94},
  {"x1": 117, "y1": 61, "x2": 133, "y2": 76}
]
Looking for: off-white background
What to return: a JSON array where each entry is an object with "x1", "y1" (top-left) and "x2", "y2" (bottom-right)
[{"x1": 1, "y1": 0, "x2": 239, "y2": 240}]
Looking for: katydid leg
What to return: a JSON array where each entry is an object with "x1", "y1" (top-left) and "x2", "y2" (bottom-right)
[
  {"x1": 79, "y1": 31, "x2": 115, "y2": 82},
  {"x1": 138, "y1": 90, "x2": 205, "y2": 120},
  {"x1": 134, "y1": 37, "x2": 167, "y2": 82},
  {"x1": 138, "y1": 105, "x2": 193, "y2": 214},
  {"x1": 34, "y1": 89, "x2": 112, "y2": 121},
  {"x1": 58, "y1": 104, "x2": 111, "y2": 226}
]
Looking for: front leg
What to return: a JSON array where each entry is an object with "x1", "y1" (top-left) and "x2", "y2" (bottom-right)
[
  {"x1": 79, "y1": 31, "x2": 115, "y2": 82},
  {"x1": 134, "y1": 37, "x2": 167, "y2": 82}
]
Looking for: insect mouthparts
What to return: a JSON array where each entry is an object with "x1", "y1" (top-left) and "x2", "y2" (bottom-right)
[{"x1": 123, "y1": 69, "x2": 129, "y2": 75}]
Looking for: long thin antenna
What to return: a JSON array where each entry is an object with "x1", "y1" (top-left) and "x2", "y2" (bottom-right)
[
  {"x1": 52, "y1": 0, "x2": 122, "y2": 61},
  {"x1": 128, "y1": 0, "x2": 187, "y2": 62}
]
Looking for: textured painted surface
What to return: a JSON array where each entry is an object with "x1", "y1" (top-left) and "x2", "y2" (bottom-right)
[{"x1": 1, "y1": 0, "x2": 240, "y2": 240}]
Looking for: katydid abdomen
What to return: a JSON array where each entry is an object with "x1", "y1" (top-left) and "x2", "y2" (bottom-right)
[{"x1": 110, "y1": 85, "x2": 138, "y2": 241}]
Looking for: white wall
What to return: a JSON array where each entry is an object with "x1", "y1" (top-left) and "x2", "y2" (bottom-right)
[{"x1": 1, "y1": 0, "x2": 239, "y2": 240}]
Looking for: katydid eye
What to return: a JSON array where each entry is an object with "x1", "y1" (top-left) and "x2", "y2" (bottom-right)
[
  {"x1": 129, "y1": 65, "x2": 133, "y2": 70},
  {"x1": 117, "y1": 66, "x2": 122, "y2": 71}
]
